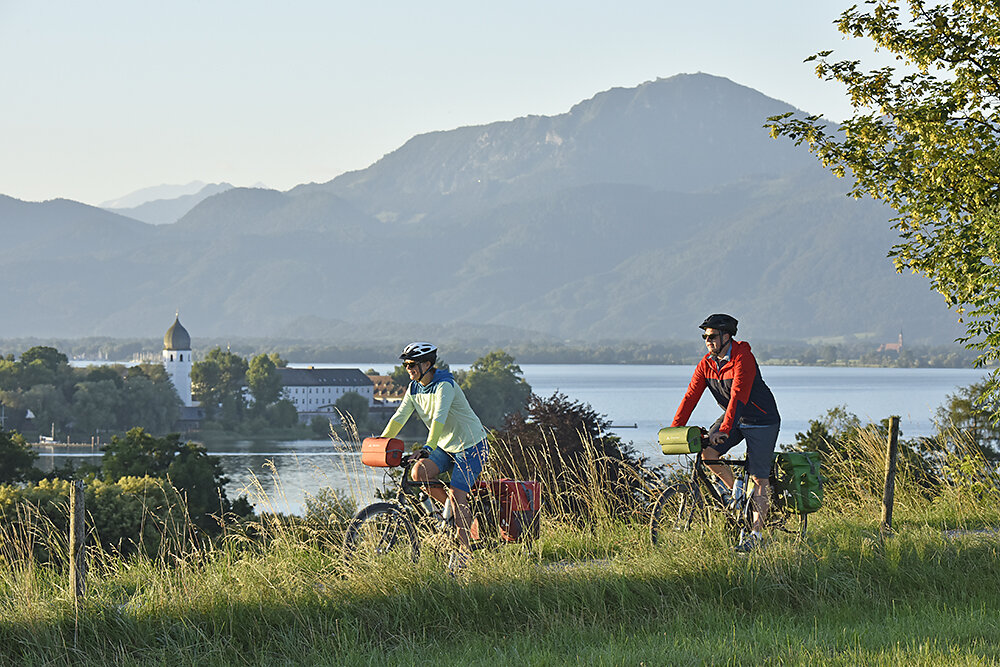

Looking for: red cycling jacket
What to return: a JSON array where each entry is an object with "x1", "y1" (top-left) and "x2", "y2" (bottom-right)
[{"x1": 671, "y1": 340, "x2": 780, "y2": 435}]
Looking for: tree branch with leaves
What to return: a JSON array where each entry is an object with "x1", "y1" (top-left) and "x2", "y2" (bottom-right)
[{"x1": 768, "y1": 0, "x2": 1000, "y2": 408}]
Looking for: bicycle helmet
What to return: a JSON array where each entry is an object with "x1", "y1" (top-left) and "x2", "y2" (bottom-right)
[
  {"x1": 399, "y1": 341, "x2": 438, "y2": 364},
  {"x1": 699, "y1": 314, "x2": 738, "y2": 336}
]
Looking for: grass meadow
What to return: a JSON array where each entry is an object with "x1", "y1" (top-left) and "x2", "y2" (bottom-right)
[{"x1": 1, "y1": 426, "x2": 999, "y2": 666}]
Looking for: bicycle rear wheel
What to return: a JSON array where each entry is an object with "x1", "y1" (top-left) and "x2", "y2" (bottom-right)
[
  {"x1": 649, "y1": 483, "x2": 702, "y2": 545},
  {"x1": 343, "y1": 502, "x2": 420, "y2": 566},
  {"x1": 767, "y1": 505, "x2": 808, "y2": 540}
]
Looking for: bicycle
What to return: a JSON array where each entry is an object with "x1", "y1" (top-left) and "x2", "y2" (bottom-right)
[
  {"x1": 649, "y1": 429, "x2": 807, "y2": 548},
  {"x1": 343, "y1": 448, "x2": 540, "y2": 568}
]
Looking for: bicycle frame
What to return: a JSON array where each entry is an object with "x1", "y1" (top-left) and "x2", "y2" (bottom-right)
[
  {"x1": 650, "y1": 449, "x2": 807, "y2": 546},
  {"x1": 384, "y1": 454, "x2": 449, "y2": 520}
]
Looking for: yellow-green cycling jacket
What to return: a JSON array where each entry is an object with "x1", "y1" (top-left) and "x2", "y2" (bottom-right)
[{"x1": 380, "y1": 369, "x2": 488, "y2": 454}]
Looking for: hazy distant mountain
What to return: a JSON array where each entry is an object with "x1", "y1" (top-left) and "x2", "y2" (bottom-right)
[
  {"x1": 0, "y1": 73, "x2": 964, "y2": 345},
  {"x1": 103, "y1": 182, "x2": 235, "y2": 225},
  {"x1": 99, "y1": 181, "x2": 212, "y2": 209}
]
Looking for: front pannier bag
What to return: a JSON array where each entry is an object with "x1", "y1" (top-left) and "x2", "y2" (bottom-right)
[
  {"x1": 361, "y1": 437, "x2": 405, "y2": 467},
  {"x1": 658, "y1": 426, "x2": 703, "y2": 455}
]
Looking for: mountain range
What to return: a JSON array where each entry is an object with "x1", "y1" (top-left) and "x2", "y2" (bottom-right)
[
  {"x1": 0, "y1": 73, "x2": 962, "y2": 346},
  {"x1": 101, "y1": 182, "x2": 235, "y2": 225}
]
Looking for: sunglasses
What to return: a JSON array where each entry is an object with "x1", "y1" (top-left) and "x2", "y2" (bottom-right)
[
  {"x1": 402, "y1": 361, "x2": 421, "y2": 368},
  {"x1": 702, "y1": 333, "x2": 722, "y2": 341}
]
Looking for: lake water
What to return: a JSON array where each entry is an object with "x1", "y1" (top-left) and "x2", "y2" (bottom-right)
[{"x1": 36, "y1": 364, "x2": 990, "y2": 515}]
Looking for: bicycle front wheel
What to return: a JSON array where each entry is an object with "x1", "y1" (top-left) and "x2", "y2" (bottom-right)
[
  {"x1": 343, "y1": 502, "x2": 420, "y2": 566},
  {"x1": 649, "y1": 483, "x2": 701, "y2": 545}
]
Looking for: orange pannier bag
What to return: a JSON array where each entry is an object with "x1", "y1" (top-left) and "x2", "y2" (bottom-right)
[{"x1": 361, "y1": 437, "x2": 405, "y2": 467}]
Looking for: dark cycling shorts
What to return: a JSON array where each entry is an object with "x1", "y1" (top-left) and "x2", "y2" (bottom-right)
[
  {"x1": 709, "y1": 418, "x2": 780, "y2": 479},
  {"x1": 427, "y1": 439, "x2": 488, "y2": 493}
]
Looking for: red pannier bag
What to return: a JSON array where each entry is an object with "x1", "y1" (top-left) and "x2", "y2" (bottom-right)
[
  {"x1": 471, "y1": 479, "x2": 542, "y2": 543},
  {"x1": 361, "y1": 437, "x2": 405, "y2": 467}
]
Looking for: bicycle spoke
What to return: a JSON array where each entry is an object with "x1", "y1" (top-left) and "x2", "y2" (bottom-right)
[
  {"x1": 650, "y1": 483, "x2": 701, "y2": 545},
  {"x1": 343, "y1": 502, "x2": 420, "y2": 566}
]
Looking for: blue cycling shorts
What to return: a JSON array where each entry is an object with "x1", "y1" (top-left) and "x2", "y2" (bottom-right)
[{"x1": 427, "y1": 439, "x2": 489, "y2": 494}]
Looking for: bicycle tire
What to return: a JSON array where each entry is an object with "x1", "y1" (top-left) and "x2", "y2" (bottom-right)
[
  {"x1": 731, "y1": 493, "x2": 808, "y2": 543},
  {"x1": 343, "y1": 501, "x2": 420, "y2": 565},
  {"x1": 726, "y1": 496, "x2": 754, "y2": 546},
  {"x1": 767, "y1": 503, "x2": 808, "y2": 540},
  {"x1": 649, "y1": 483, "x2": 700, "y2": 545}
]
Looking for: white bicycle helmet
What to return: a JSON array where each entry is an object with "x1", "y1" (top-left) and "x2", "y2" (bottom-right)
[{"x1": 399, "y1": 342, "x2": 438, "y2": 364}]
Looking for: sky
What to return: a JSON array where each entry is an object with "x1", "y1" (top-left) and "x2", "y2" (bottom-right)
[{"x1": 0, "y1": 1, "x2": 887, "y2": 207}]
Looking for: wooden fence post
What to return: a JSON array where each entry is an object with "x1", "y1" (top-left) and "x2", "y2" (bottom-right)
[
  {"x1": 69, "y1": 479, "x2": 86, "y2": 601},
  {"x1": 881, "y1": 415, "x2": 901, "y2": 535}
]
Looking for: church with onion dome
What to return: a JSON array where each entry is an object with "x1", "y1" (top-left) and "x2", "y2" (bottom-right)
[
  {"x1": 163, "y1": 314, "x2": 194, "y2": 407},
  {"x1": 158, "y1": 314, "x2": 374, "y2": 428},
  {"x1": 162, "y1": 315, "x2": 204, "y2": 429}
]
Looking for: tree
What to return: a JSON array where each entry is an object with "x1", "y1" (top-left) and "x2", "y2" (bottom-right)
[
  {"x1": 102, "y1": 427, "x2": 185, "y2": 481},
  {"x1": 0, "y1": 429, "x2": 39, "y2": 483},
  {"x1": 191, "y1": 347, "x2": 248, "y2": 422},
  {"x1": 454, "y1": 350, "x2": 532, "y2": 430},
  {"x1": 101, "y1": 427, "x2": 234, "y2": 530},
  {"x1": 119, "y1": 373, "x2": 182, "y2": 435},
  {"x1": 246, "y1": 353, "x2": 283, "y2": 413},
  {"x1": 20, "y1": 346, "x2": 68, "y2": 370},
  {"x1": 935, "y1": 381, "x2": 1000, "y2": 460},
  {"x1": 767, "y1": 1, "x2": 1000, "y2": 409},
  {"x1": 71, "y1": 379, "x2": 122, "y2": 438},
  {"x1": 17, "y1": 346, "x2": 75, "y2": 397},
  {"x1": 389, "y1": 364, "x2": 410, "y2": 390},
  {"x1": 494, "y1": 392, "x2": 664, "y2": 520},
  {"x1": 335, "y1": 391, "x2": 371, "y2": 435},
  {"x1": 266, "y1": 399, "x2": 299, "y2": 428},
  {"x1": 792, "y1": 406, "x2": 942, "y2": 497},
  {"x1": 22, "y1": 384, "x2": 71, "y2": 437}
]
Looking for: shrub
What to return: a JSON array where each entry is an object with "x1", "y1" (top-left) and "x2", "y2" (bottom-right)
[
  {"x1": 492, "y1": 392, "x2": 665, "y2": 522},
  {"x1": 0, "y1": 476, "x2": 188, "y2": 561}
]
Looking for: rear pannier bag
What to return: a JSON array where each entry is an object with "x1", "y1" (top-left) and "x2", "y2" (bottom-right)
[
  {"x1": 773, "y1": 451, "x2": 823, "y2": 514},
  {"x1": 471, "y1": 479, "x2": 542, "y2": 543},
  {"x1": 361, "y1": 437, "x2": 405, "y2": 467},
  {"x1": 658, "y1": 426, "x2": 702, "y2": 455}
]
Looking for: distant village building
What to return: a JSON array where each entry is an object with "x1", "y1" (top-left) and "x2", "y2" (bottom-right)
[
  {"x1": 277, "y1": 367, "x2": 374, "y2": 423},
  {"x1": 160, "y1": 316, "x2": 378, "y2": 426},
  {"x1": 878, "y1": 332, "x2": 904, "y2": 354},
  {"x1": 367, "y1": 374, "x2": 405, "y2": 404}
]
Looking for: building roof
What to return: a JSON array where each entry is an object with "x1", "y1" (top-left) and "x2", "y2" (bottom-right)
[
  {"x1": 277, "y1": 367, "x2": 373, "y2": 387},
  {"x1": 164, "y1": 316, "x2": 191, "y2": 351},
  {"x1": 368, "y1": 374, "x2": 406, "y2": 400}
]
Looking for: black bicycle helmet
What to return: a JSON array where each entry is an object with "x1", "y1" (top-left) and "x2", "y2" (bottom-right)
[
  {"x1": 399, "y1": 341, "x2": 438, "y2": 364},
  {"x1": 699, "y1": 314, "x2": 738, "y2": 336}
]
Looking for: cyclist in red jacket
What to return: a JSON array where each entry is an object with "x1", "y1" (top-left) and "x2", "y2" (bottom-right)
[{"x1": 671, "y1": 314, "x2": 780, "y2": 552}]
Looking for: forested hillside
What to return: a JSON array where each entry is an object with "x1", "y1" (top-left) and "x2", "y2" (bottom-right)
[{"x1": 0, "y1": 74, "x2": 962, "y2": 344}]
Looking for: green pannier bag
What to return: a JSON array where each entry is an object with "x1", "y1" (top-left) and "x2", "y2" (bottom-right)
[
  {"x1": 773, "y1": 451, "x2": 823, "y2": 514},
  {"x1": 658, "y1": 426, "x2": 702, "y2": 455}
]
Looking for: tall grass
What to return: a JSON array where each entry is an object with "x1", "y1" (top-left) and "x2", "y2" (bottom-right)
[{"x1": 1, "y1": 425, "x2": 999, "y2": 664}]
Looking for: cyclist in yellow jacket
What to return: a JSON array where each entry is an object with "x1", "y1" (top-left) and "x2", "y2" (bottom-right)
[{"x1": 380, "y1": 342, "x2": 489, "y2": 558}]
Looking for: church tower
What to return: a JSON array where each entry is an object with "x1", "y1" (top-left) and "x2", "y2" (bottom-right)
[{"x1": 163, "y1": 315, "x2": 194, "y2": 407}]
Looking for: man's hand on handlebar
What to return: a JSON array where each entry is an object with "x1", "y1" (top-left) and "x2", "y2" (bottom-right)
[{"x1": 709, "y1": 431, "x2": 729, "y2": 447}]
